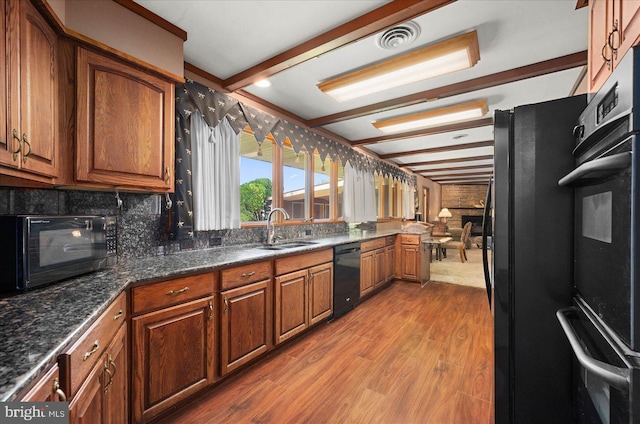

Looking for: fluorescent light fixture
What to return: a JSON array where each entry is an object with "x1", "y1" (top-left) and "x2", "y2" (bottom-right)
[
  {"x1": 254, "y1": 79, "x2": 271, "y2": 88},
  {"x1": 373, "y1": 99, "x2": 488, "y2": 134},
  {"x1": 317, "y1": 31, "x2": 479, "y2": 102}
]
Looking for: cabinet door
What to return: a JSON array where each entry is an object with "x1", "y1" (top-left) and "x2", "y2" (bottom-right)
[
  {"x1": 76, "y1": 47, "x2": 174, "y2": 192},
  {"x1": 0, "y1": 0, "x2": 11, "y2": 168},
  {"x1": 373, "y1": 249, "x2": 385, "y2": 287},
  {"x1": 615, "y1": 0, "x2": 640, "y2": 65},
  {"x1": 220, "y1": 280, "x2": 272, "y2": 376},
  {"x1": 132, "y1": 297, "x2": 215, "y2": 423},
  {"x1": 19, "y1": 365, "x2": 66, "y2": 402},
  {"x1": 360, "y1": 250, "x2": 375, "y2": 296},
  {"x1": 400, "y1": 244, "x2": 419, "y2": 281},
  {"x1": 275, "y1": 269, "x2": 308, "y2": 344},
  {"x1": 1, "y1": 0, "x2": 57, "y2": 177},
  {"x1": 308, "y1": 262, "x2": 333, "y2": 326},
  {"x1": 104, "y1": 324, "x2": 127, "y2": 424},
  {"x1": 17, "y1": 0, "x2": 58, "y2": 177},
  {"x1": 384, "y1": 246, "x2": 395, "y2": 282},
  {"x1": 589, "y1": 0, "x2": 614, "y2": 93},
  {"x1": 69, "y1": 355, "x2": 106, "y2": 424}
]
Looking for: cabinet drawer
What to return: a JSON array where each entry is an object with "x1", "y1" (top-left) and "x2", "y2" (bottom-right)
[
  {"x1": 221, "y1": 261, "x2": 272, "y2": 290},
  {"x1": 385, "y1": 236, "x2": 396, "y2": 246},
  {"x1": 59, "y1": 292, "x2": 126, "y2": 398},
  {"x1": 362, "y1": 238, "x2": 385, "y2": 252},
  {"x1": 131, "y1": 272, "x2": 215, "y2": 315},
  {"x1": 275, "y1": 249, "x2": 333, "y2": 276},
  {"x1": 399, "y1": 234, "x2": 419, "y2": 245}
]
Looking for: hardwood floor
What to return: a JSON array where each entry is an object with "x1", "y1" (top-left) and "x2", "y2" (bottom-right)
[{"x1": 157, "y1": 281, "x2": 494, "y2": 424}]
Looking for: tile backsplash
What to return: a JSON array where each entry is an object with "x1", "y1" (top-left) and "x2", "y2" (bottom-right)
[{"x1": 0, "y1": 188, "x2": 350, "y2": 260}]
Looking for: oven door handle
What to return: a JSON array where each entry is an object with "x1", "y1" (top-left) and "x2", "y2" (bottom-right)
[
  {"x1": 556, "y1": 307, "x2": 630, "y2": 391},
  {"x1": 558, "y1": 151, "x2": 631, "y2": 186}
]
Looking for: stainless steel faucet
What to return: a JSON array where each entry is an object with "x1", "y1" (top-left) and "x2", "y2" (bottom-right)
[{"x1": 266, "y1": 208, "x2": 290, "y2": 245}]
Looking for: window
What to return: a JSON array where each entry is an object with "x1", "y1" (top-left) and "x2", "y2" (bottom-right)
[
  {"x1": 282, "y1": 143, "x2": 309, "y2": 221},
  {"x1": 239, "y1": 131, "x2": 273, "y2": 222},
  {"x1": 337, "y1": 162, "x2": 344, "y2": 220},
  {"x1": 313, "y1": 152, "x2": 332, "y2": 220},
  {"x1": 239, "y1": 131, "x2": 342, "y2": 224}
]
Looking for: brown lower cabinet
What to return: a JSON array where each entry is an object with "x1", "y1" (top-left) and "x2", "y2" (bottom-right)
[
  {"x1": 131, "y1": 296, "x2": 215, "y2": 423},
  {"x1": 69, "y1": 323, "x2": 127, "y2": 424},
  {"x1": 274, "y1": 250, "x2": 333, "y2": 344},
  {"x1": 19, "y1": 364, "x2": 66, "y2": 402},
  {"x1": 219, "y1": 278, "x2": 272, "y2": 376}
]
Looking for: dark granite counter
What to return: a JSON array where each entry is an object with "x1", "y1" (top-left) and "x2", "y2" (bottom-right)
[{"x1": 0, "y1": 229, "x2": 404, "y2": 401}]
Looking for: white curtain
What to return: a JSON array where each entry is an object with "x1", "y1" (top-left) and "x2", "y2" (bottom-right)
[
  {"x1": 402, "y1": 181, "x2": 415, "y2": 220},
  {"x1": 343, "y1": 162, "x2": 377, "y2": 223},
  {"x1": 191, "y1": 111, "x2": 241, "y2": 230}
]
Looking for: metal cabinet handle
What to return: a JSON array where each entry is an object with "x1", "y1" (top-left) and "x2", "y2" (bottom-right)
[
  {"x1": 608, "y1": 19, "x2": 620, "y2": 59},
  {"x1": 113, "y1": 310, "x2": 123, "y2": 321},
  {"x1": 602, "y1": 42, "x2": 612, "y2": 70},
  {"x1": 22, "y1": 133, "x2": 30, "y2": 163},
  {"x1": 241, "y1": 271, "x2": 255, "y2": 278},
  {"x1": 83, "y1": 340, "x2": 100, "y2": 361},
  {"x1": 223, "y1": 296, "x2": 228, "y2": 314},
  {"x1": 166, "y1": 286, "x2": 189, "y2": 296},
  {"x1": 52, "y1": 378, "x2": 66, "y2": 402},
  {"x1": 165, "y1": 166, "x2": 171, "y2": 184},
  {"x1": 208, "y1": 301, "x2": 213, "y2": 321},
  {"x1": 103, "y1": 361, "x2": 113, "y2": 393},
  {"x1": 12, "y1": 129, "x2": 21, "y2": 161}
]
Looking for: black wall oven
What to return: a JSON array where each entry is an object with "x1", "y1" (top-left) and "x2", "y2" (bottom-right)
[{"x1": 558, "y1": 46, "x2": 640, "y2": 423}]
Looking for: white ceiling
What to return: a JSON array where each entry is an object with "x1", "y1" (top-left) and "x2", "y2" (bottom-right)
[{"x1": 135, "y1": 0, "x2": 589, "y2": 185}]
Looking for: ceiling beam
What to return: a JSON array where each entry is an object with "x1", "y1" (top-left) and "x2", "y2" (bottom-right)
[
  {"x1": 438, "y1": 180, "x2": 489, "y2": 185},
  {"x1": 427, "y1": 171, "x2": 493, "y2": 179},
  {"x1": 415, "y1": 163, "x2": 493, "y2": 172},
  {"x1": 308, "y1": 51, "x2": 587, "y2": 127},
  {"x1": 352, "y1": 118, "x2": 493, "y2": 146},
  {"x1": 401, "y1": 154, "x2": 494, "y2": 168},
  {"x1": 222, "y1": 0, "x2": 456, "y2": 91},
  {"x1": 379, "y1": 140, "x2": 493, "y2": 160}
]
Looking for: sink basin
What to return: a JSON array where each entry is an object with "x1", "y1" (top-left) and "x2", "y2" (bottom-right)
[{"x1": 257, "y1": 241, "x2": 318, "y2": 250}]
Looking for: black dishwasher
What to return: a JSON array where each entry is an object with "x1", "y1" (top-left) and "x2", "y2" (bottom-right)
[{"x1": 331, "y1": 242, "x2": 361, "y2": 320}]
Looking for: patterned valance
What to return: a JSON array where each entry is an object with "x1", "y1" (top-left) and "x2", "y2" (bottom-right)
[{"x1": 170, "y1": 79, "x2": 416, "y2": 239}]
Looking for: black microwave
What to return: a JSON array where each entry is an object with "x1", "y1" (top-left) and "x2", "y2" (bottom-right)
[{"x1": 0, "y1": 215, "x2": 117, "y2": 292}]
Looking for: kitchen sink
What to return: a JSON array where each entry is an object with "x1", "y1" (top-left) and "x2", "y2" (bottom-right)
[{"x1": 257, "y1": 241, "x2": 318, "y2": 250}]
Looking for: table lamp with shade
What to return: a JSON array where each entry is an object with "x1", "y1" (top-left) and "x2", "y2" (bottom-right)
[{"x1": 438, "y1": 207, "x2": 452, "y2": 224}]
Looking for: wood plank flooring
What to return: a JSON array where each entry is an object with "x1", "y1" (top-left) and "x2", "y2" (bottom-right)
[{"x1": 157, "y1": 281, "x2": 494, "y2": 424}]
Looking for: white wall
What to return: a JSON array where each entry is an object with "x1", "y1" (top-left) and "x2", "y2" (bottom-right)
[{"x1": 46, "y1": 0, "x2": 184, "y2": 77}]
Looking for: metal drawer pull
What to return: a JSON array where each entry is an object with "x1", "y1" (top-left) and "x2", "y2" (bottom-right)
[
  {"x1": 166, "y1": 286, "x2": 189, "y2": 296},
  {"x1": 241, "y1": 271, "x2": 255, "y2": 278},
  {"x1": 83, "y1": 340, "x2": 100, "y2": 361},
  {"x1": 208, "y1": 301, "x2": 213, "y2": 321},
  {"x1": 53, "y1": 378, "x2": 66, "y2": 401},
  {"x1": 113, "y1": 310, "x2": 124, "y2": 320}
]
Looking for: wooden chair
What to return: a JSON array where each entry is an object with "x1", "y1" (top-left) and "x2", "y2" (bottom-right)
[{"x1": 441, "y1": 222, "x2": 472, "y2": 263}]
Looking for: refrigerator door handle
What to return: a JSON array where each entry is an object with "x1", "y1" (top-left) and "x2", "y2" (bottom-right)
[
  {"x1": 556, "y1": 307, "x2": 630, "y2": 391},
  {"x1": 481, "y1": 176, "x2": 493, "y2": 308},
  {"x1": 558, "y1": 151, "x2": 631, "y2": 186}
]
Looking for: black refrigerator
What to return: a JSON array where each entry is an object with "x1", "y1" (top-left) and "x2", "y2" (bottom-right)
[{"x1": 488, "y1": 95, "x2": 586, "y2": 424}]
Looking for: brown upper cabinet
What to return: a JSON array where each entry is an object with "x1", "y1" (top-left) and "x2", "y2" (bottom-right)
[
  {"x1": 75, "y1": 47, "x2": 175, "y2": 192},
  {"x1": 0, "y1": 0, "x2": 58, "y2": 183},
  {"x1": 589, "y1": 0, "x2": 640, "y2": 93}
]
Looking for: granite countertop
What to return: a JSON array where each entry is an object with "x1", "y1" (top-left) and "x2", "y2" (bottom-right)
[{"x1": 0, "y1": 229, "x2": 403, "y2": 401}]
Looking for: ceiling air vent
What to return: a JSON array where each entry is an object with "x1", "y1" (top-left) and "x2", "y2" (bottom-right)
[{"x1": 377, "y1": 21, "x2": 420, "y2": 50}]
